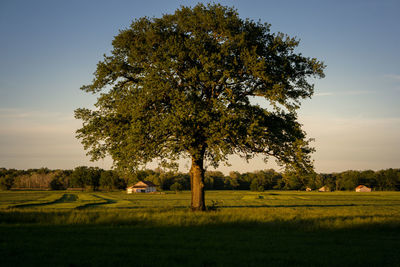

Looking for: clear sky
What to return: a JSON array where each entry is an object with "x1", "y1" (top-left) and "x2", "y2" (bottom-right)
[{"x1": 0, "y1": 0, "x2": 399, "y2": 173}]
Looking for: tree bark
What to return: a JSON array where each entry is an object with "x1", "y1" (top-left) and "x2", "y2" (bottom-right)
[{"x1": 190, "y1": 154, "x2": 206, "y2": 211}]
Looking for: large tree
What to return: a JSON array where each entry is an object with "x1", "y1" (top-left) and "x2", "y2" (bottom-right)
[{"x1": 75, "y1": 3, "x2": 325, "y2": 211}]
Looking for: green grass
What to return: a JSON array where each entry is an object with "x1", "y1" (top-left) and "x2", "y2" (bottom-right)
[
  {"x1": 1, "y1": 190, "x2": 399, "y2": 266},
  {"x1": 2, "y1": 190, "x2": 400, "y2": 210}
]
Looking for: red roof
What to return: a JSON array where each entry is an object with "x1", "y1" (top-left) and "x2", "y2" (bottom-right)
[{"x1": 128, "y1": 181, "x2": 156, "y2": 189}]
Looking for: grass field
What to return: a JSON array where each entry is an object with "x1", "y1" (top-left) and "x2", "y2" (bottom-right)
[{"x1": 1, "y1": 190, "x2": 400, "y2": 266}]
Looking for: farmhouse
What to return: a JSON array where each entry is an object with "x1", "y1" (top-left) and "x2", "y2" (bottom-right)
[
  {"x1": 127, "y1": 181, "x2": 157, "y2": 194},
  {"x1": 306, "y1": 187, "x2": 312, "y2": 191},
  {"x1": 355, "y1": 185, "x2": 372, "y2": 192},
  {"x1": 318, "y1": 186, "x2": 330, "y2": 192}
]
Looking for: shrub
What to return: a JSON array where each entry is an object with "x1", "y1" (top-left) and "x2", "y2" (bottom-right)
[
  {"x1": 170, "y1": 182, "x2": 183, "y2": 192},
  {"x1": 0, "y1": 175, "x2": 14, "y2": 190}
]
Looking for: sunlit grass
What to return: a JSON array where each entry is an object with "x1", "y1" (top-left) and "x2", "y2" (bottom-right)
[
  {"x1": 0, "y1": 191, "x2": 399, "y2": 230},
  {"x1": 6, "y1": 193, "x2": 64, "y2": 208},
  {"x1": 1, "y1": 206, "x2": 397, "y2": 230},
  {"x1": 1, "y1": 191, "x2": 399, "y2": 266}
]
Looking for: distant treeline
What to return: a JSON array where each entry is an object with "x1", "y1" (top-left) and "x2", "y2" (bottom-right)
[{"x1": 0, "y1": 167, "x2": 399, "y2": 191}]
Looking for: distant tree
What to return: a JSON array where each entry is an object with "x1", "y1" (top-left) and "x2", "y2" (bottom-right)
[
  {"x1": 70, "y1": 166, "x2": 100, "y2": 190},
  {"x1": 211, "y1": 171, "x2": 226, "y2": 190},
  {"x1": 70, "y1": 166, "x2": 87, "y2": 189},
  {"x1": 49, "y1": 177, "x2": 65, "y2": 190},
  {"x1": 335, "y1": 170, "x2": 361, "y2": 191},
  {"x1": 0, "y1": 174, "x2": 14, "y2": 190},
  {"x1": 12, "y1": 170, "x2": 55, "y2": 189},
  {"x1": 49, "y1": 170, "x2": 71, "y2": 190},
  {"x1": 227, "y1": 171, "x2": 240, "y2": 189},
  {"x1": 0, "y1": 168, "x2": 7, "y2": 178},
  {"x1": 86, "y1": 167, "x2": 101, "y2": 191},
  {"x1": 170, "y1": 182, "x2": 183, "y2": 192},
  {"x1": 204, "y1": 171, "x2": 225, "y2": 190},
  {"x1": 254, "y1": 169, "x2": 281, "y2": 190},
  {"x1": 281, "y1": 171, "x2": 307, "y2": 190},
  {"x1": 37, "y1": 167, "x2": 51, "y2": 175},
  {"x1": 250, "y1": 179, "x2": 264, "y2": 192},
  {"x1": 359, "y1": 170, "x2": 376, "y2": 188},
  {"x1": 376, "y1": 169, "x2": 400, "y2": 191},
  {"x1": 174, "y1": 173, "x2": 191, "y2": 190},
  {"x1": 75, "y1": 4, "x2": 325, "y2": 210},
  {"x1": 237, "y1": 173, "x2": 252, "y2": 190},
  {"x1": 100, "y1": 170, "x2": 125, "y2": 190},
  {"x1": 156, "y1": 172, "x2": 170, "y2": 190}
]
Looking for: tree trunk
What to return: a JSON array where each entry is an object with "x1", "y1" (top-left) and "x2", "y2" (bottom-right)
[{"x1": 190, "y1": 155, "x2": 206, "y2": 211}]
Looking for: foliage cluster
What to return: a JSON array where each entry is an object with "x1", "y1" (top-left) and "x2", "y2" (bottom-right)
[
  {"x1": 75, "y1": 3, "x2": 325, "y2": 210},
  {"x1": 1, "y1": 167, "x2": 399, "y2": 191},
  {"x1": 281, "y1": 169, "x2": 400, "y2": 191},
  {"x1": 75, "y1": 3, "x2": 325, "y2": 173},
  {"x1": 0, "y1": 167, "x2": 125, "y2": 191}
]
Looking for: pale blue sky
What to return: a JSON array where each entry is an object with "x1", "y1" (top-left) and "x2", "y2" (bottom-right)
[{"x1": 0, "y1": 0, "x2": 399, "y2": 173}]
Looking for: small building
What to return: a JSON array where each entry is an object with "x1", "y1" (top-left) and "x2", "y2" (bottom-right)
[
  {"x1": 355, "y1": 185, "x2": 371, "y2": 192},
  {"x1": 318, "y1": 186, "x2": 330, "y2": 192},
  {"x1": 127, "y1": 181, "x2": 157, "y2": 194},
  {"x1": 306, "y1": 187, "x2": 312, "y2": 192}
]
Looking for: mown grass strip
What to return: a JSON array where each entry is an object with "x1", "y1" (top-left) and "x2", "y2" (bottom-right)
[
  {"x1": 10, "y1": 193, "x2": 65, "y2": 208},
  {"x1": 75, "y1": 194, "x2": 113, "y2": 209}
]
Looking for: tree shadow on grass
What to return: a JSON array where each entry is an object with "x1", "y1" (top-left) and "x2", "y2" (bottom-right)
[
  {"x1": 0, "y1": 217, "x2": 399, "y2": 267},
  {"x1": 222, "y1": 204, "x2": 358, "y2": 208},
  {"x1": 221, "y1": 203, "x2": 400, "y2": 208}
]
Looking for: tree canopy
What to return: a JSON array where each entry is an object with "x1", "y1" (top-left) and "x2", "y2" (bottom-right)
[{"x1": 75, "y1": 3, "x2": 325, "y2": 210}]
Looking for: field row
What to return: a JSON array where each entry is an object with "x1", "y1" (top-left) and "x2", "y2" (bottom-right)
[{"x1": 1, "y1": 190, "x2": 400, "y2": 210}]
